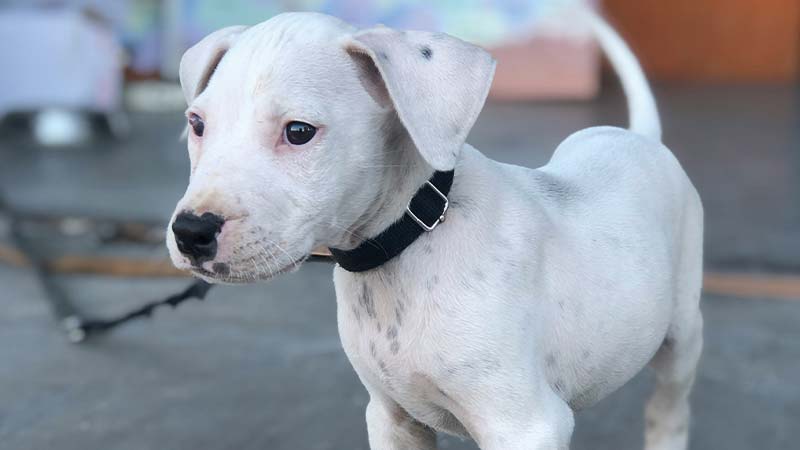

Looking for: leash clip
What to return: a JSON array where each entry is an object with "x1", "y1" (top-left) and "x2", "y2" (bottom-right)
[{"x1": 406, "y1": 180, "x2": 449, "y2": 232}]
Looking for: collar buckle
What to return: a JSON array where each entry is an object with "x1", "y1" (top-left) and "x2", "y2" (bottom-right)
[
  {"x1": 329, "y1": 170, "x2": 454, "y2": 272},
  {"x1": 405, "y1": 180, "x2": 449, "y2": 232}
]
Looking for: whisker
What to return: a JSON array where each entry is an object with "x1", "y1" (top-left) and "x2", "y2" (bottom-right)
[{"x1": 355, "y1": 164, "x2": 414, "y2": 169}]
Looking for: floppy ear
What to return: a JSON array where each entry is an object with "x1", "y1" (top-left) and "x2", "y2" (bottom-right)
[
  {"x1": 179, "y1": 26, "x2": 248, "y2": 104},
  {"x1": 344, "y1": 28, "x2": 496, "y2": 171}
]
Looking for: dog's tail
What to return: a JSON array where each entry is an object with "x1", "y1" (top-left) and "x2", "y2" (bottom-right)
[{"x1": 583, "y1": 10, "x2": 662, "y2": 141}]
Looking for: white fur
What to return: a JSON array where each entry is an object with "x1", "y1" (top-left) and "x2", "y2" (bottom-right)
[{"x1": 169, "y1": 10, "x2": 703, "y2": 450}]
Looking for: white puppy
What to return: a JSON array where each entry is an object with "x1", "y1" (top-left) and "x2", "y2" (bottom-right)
[{"x1": 168, "y1": 9, "x2": 703, "y2": 450}]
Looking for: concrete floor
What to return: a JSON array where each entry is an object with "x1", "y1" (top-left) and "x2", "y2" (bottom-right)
[{"x1": 1, "y1": 84, "x2": 799, "y2": 449}]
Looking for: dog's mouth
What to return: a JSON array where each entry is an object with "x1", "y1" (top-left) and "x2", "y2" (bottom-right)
[{"x1": 190, "y1": 255, "x2": 308, "y2": 284}]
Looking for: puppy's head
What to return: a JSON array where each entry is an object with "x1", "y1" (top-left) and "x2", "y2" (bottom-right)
[{"x1": 167, "y1": 12, "x2": 495, "y2": 283}]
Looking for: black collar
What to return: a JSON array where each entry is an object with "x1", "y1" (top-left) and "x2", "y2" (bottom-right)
[{"x1": 329, "y1": 170, "x2": 454, "y2": 272}]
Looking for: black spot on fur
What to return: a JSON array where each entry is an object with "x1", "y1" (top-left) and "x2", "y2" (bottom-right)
[
  {"x1": 350, "y1": 304, "x2": 362, "y2": 325},
  {"x1": 212, "y1": 263, "x2": 230, "y2": 276},
  {"x1": 386, "y1": 325, "x2": 398, "y2": 340},
  {"x1": 394, "y1": 307, "x2": 403, "y2": 326},
  {"x1": 378, "y1": 51, "x2": 389, "y2": 61},
  {"x1": 390, "y1": 341, "x2": 400, "y2": 355},
  {"x1": 426, "y1": 274, "x2": 440, "y2": 291},
  {"x1": 536, "y1": 172, "x2": 576, "y2": 201},
  {"x1": 376, "y1": 359, "x2": 394, "y2": 391},
  {"x1": 545, "y1": 353, "x2": 557, "y2": 367},
  {"x1": 420, "y1": 45, "x2": 433, "y2": 60},
  {"x1": 359, "y1": 283, "x2": 376, "y2": 319}
]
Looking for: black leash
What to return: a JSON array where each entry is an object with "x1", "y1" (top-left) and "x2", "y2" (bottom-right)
[
  {"x1": 73, "y1": 253, "x2": 333, "y2": 339},
  {"x1": 1, "y1": 192, "x2": 215, "y2": 343},
  {"x1": 76, "y1": 280, "x2": 213, "y2": 338}
]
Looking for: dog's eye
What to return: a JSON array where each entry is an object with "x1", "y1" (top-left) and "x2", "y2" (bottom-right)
[
  {"x1": 285, "y1": 121, "x2": 316, "y2": 145},
  {"x1": 188, "y1": 113, "x2": 204, "y2": 137}
]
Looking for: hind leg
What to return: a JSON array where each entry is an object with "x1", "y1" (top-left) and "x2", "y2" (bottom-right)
[
  {"x1": 644, "y1": 293, "x2": 703, "y2": 450},
  {"x1": 645, "y1": 189, "x2": 704, "y2": 450}
]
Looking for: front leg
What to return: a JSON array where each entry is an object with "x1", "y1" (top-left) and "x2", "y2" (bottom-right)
[
  {"x1": 366, "y1": 396, "x2": 437, "y2": 450},
  {"x1": 470, "y1": 387, "x2": 574, "y2": 450}
]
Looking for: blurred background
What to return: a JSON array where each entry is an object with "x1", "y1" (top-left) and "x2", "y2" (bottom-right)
[{"x1": 0, "y1": 0, "x2": 797, "y2": 449}]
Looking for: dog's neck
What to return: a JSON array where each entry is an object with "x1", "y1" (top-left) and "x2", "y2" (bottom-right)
[{"x1": 337, "y1": 118, "x2": 435, "y2": 250}]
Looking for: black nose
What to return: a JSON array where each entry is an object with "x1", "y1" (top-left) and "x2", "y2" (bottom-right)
[{"x1": 172, "y1": 211, "x2": 225, "y2": 264}]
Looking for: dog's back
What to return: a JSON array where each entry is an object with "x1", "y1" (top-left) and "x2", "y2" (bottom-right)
[{"x1": 436, "y1": 5, "x2": 704, "y2": 413}]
